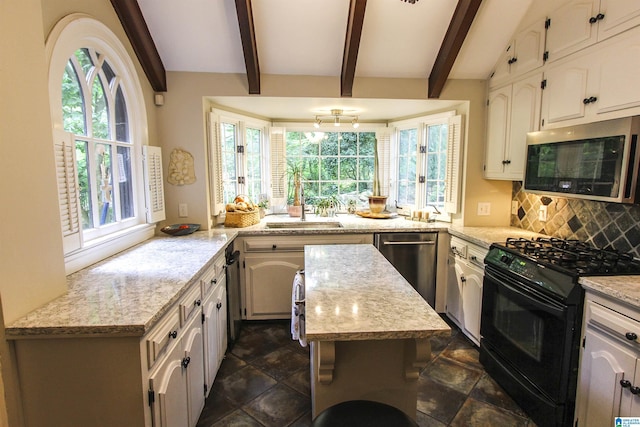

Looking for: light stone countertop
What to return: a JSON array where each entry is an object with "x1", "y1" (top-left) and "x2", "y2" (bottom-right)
[
  {"x1": 579, "y1": 275, "x2": 640, "y2": 310},
  {"x1": 304, "y1": 244, "x2": 451, "y2": 341},
  {"x1": 6, "y1": 230, "x2": 237, "y2": 338},
  {"x1": 448, "y1": 225, "x2": 545, "y2": 248}
]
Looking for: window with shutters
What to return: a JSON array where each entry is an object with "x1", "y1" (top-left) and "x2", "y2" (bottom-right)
[
  {"x1": 391, "y1": 112, "x2": 463, "y2": 218},
  {"x1": 48, "y1": 15, "x2": 162, "y2": 273}
]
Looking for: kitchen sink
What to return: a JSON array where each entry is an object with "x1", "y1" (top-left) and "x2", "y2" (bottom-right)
[{"x1": 265, "y1": 221, "x2": 343, "y2": 229}]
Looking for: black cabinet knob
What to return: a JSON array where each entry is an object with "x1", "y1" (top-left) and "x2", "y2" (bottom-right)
[
  {"x1": 597, "y1": 13, "x2": 605, "y2": 21},
  {"x1": 461, "y1": 276, "x2": 467, "y2": 283},
  {"x1": 621, "y1": 379, "x2": 632, "y2": 388},
  {"x1": 626, "y1": 332, "x2": 638, "y2": 341},
  {"x1": 169, "y1": 330, "x2": 178, "y2": 339},
  {"x1": 182, "y1": 356, "x2": 191, "y2": 368},
  {"x1": 216, "y1": 302, "x2": 222, "y2": 310},
  {"x1": 194, "y1": 299, "x2": 202, "y2": 307},
  {"x1": 589, "y1": 16, "x2": 598, "y2": 24},
  {"x1": 272, "y1": 244, "x2": 277, "y2": 250},
  {"x1": 583, "y1": 96, "x2": 598, "y2": 104},
  {"x1": 631, "y1": 386, "x2": 640, "y2": 395}
]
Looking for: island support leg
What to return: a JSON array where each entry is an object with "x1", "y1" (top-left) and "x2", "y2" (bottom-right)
[{"x1": 310, "y1": 338, "x2": 431, "y2": 420}]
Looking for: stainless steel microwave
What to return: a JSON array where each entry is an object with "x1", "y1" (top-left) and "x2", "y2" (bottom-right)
[{"x1": 524, "y1": 117, "x2": 640, "y2": 203}]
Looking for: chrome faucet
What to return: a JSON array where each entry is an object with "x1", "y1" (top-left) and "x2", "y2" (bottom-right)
[
  {"x1": 300, "y1": 183, "x2": 306, "y2": 221},
  {"x1": 428, "y1": 204, "x2": 441, "y2": 215}
]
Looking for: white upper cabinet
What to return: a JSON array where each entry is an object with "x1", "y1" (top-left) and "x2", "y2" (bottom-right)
[
  {"x1": 541, "y1": 26, "x2": 640, "y2": 128},
  {"x1": 489, "y1": 20, "x2": 546, "y2": 88},
  {"x1": 486, "y1": 74, "x2": 542, "y2": 180},
  {"x1": 546, "y1": 0, "x2": 640, "y2": 62}
]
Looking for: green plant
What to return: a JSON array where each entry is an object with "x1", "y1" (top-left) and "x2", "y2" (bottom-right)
[
  {"x1": 287, "y1": 160, "x2": 302, "y2": 206},
  {"x1": 314, "y1": 194, "x2": 342, "y2": 214},
  {"x1": 257, "y1": 200, "x2": 269, "y2": 209}
]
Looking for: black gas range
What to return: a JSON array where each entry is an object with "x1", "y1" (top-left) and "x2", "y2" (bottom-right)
[{"x1": 480, "y1": 237, "x2": 640, "y2": 427}]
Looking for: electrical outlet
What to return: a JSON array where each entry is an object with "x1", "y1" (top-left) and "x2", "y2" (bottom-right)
[
  {"x1": 477, "y1": 202, "x2": 491, "y2": 216},
  {"x1": 179, "y1": 203, "x2": 188, "y2": 217},
  {"x1": 539, "y1": 205, "x2": 548, "y2": 221},
  {"x1": 511, "y1": 201, "x2": 519, "y2": 215}
]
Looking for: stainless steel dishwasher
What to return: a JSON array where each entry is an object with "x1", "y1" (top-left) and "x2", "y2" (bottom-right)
[{"x1": 374, "y1": 232, "x2": 437, "y2": 307}]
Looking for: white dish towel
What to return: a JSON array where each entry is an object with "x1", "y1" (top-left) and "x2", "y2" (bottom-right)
[{"x1": 291, "y1": 270, "x2": 307, "y2": 347}]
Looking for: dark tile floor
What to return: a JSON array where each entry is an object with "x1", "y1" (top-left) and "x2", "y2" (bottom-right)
[{"x1": 196, "y1": 318, "x2": 538, "y2": 427}]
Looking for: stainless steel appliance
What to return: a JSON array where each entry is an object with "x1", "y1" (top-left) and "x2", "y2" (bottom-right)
[
  {"x1": 524, "y1": 116, "x2": 640, "y2": 203},
  {"x1": 225, "y1": 245, "x2": 241, "y2": 345},
  {"x1": 291, "y1": 270, "x2": 306, "y2": 346},
  {"x1": 480, "y1": 238, "x2": 640, "y2": 427},
  {"x1": 374, "y1": 232, "x2": 437, "y2": 307}
]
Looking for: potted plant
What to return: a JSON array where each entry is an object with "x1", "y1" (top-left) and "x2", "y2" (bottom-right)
[
  {"x1": 315, "y1": 195, "x2": 342, "y2": 217},
  {"x1": 257, "y1": 199, "x2": 269, "y2": 218},
  {"x1": 369, "y1": 137, "x2": 387, "y2": 213},
  {"x1": 287, "y1": 161, "x2": 303, "y2": 217}
]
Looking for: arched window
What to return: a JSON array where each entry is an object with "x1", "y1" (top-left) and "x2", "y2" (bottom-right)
[{"x1": 47, "y1": 15, "x2": 164, "y2": 273}]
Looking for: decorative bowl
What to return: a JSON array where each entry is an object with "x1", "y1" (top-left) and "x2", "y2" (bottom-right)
[{"x1": 161, "y1": 223, "x2": 201, "y2": 236}]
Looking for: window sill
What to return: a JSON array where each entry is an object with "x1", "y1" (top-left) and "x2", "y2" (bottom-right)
[{"x1": 64, "y1": 224, "x2": 156, "y2": 275}]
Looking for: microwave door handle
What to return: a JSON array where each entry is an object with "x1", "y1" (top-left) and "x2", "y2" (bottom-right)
[{"x1": 623, "y1": 134, "x2": 640, "y2": 203}]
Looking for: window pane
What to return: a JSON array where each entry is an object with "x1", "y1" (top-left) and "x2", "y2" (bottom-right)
[
  {"x1": 302, "y1": 158, "x2": 319, "y2": 181},
  {"x1": 75, "y1": 48, "x2": 93, "y2": 76},
  {"x1": 245, "y1": 127, "x2": 262, "y2": 200},
  {"x1": 286, "y1": 131, "x2": 302, "y2": 157},
  {"x1": 321, "y1": 133, "x2": 339, "y2": 156},
  {"x1": 339, "y1": 158, "x2": 358, "y2": 181},
  {"x1": 397, "y1": 128, "x2": 417, "y2": 205},
  {"x1": 62, "y1": 61, "x2": 86, "y2": 135},
  {"x1": 76, "y1": 140, "x2": 93, "y2": 229},
  {"x1": 117, "y1": 146, "x2": 134, "y2": 220},
  {"x1": 102, "y1": 59, "x2": 115, "y2": 84},
  {"x1": 425, "y1": 123, "x2": 448, "y2": 210},
  {"x1": 359, "y1": 157, "x2": 374, "y2": 181},
  {"x1": 320, "y1": 182, "x2": 338, "y2": 196},
  {"x1": 321, "y1": 157, "x2": 338, "y2": 180},
  {"x1": 340, "y1": 132, "x2": 357, "y2": 155},
  {"x1": 221, "y1": 123, "x2": 237, "y2": 203},
  {"x1": 114, "y1": 86, "x2": 129, "y2": 142},
  {"x1": 91, "y1": 77, "x2": 109, "y2": 139},
  {"x1": 359, "y1": 133, "x2": 375, "y2": 155},
  {"x1": 95, "y1": 143, "x2": 114, "y2": 226}
]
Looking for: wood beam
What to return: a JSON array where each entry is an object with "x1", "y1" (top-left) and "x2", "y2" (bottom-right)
[
  {"x1": 428, "y1": 0, "x2": 482, "y2": 98},
  {"x1": 341, "y1": 0, "x2": 367, "y2": 97},
  {"x1": 110, "y1": 0, "x2": 167, "y2": 92},
  {"x1": 235, "y1": 0, "x2": 261, "y2": 94}
]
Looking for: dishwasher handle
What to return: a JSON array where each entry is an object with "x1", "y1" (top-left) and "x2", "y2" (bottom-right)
[{"x1": 381, "y1": 240, "x2": 436, "y2": 246}]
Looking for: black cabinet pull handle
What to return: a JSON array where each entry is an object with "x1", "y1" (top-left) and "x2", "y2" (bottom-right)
[
  {"x1": 211, "y1": 278, "x2": 217, "y2": 285},
  {"x1": 626, "y1": 332, "x2": 638, "y2": 341},
  {"x1": 621, "y1": 379, "x2": 632, "y2": 388},
  {"x1": 169, "y1": 330, "x2": 178, "y2": 339},
  {"x1": 461, "y1": 276, "x2": 466, "y2": 283},
  {"x1": 216, "y1": 302, "x2": 222, "y2": 310},
  {"x1": 194, "y1": 299, "x2": 202, "y2": 307},
  {"x1": 182, "y1": 356, "x2": 191, "y2": 368},
  {"x1": 631, "y1": 386, "x2": 640, "y2": 395}
]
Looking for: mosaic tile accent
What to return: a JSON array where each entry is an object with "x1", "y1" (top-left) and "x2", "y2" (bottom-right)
[{"x1": 511, "y1": 182, "x2": 640, "y2": 259}]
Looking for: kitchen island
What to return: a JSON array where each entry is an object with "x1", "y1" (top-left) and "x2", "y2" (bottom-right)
[{"x1": 304, "y1": 244, "x2": 451, "y2": 420}]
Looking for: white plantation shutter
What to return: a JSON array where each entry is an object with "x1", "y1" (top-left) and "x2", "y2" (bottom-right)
[
  {"x1": 270, "y1": 127, "x2": 286, "y2": 204},
  {"x1": 53, "y1": 130, "x2": 82, "y2": 254},
  {"x1": 142, "y1": 145, "x2": 166, "y2": 223},
  {"x1": 375, "y1": 129, "x2": 392, "y2": 197},
  {"x1": 444, "y1": 115, "x2": 464, "y2": 214},
  {"x1": 208, "y1": 112, "x2": 225, "y2": 217}
]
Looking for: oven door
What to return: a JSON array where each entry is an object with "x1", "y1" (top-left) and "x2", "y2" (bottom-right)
[{"x1": 481, "y1": 265, "x2": 577, "y2": 402}]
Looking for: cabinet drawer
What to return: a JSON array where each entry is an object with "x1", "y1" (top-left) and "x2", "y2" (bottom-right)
[
  {"x1": 146, "y1": 310, "x2": 181, "y2": 369},
  {"x1": 466, "y1": 245, "x2": 488, "y2": 270},
  {"x1": 586, "y1": 300, "x2": 640, "y2": 344},
  {"x1": 180, "y1": 284, "x2": 203, "y2": 326},
  {"x1": 449, "y1": 236, "x2": 468, "y2": 259},
  {"x1": 202, "y1": 256, "x2": 225, "y2": 297}
]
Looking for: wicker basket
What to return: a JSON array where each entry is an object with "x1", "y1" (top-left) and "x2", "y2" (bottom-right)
[{"x1": 224, "y1": 209, "x2": 260, "y2": 228}]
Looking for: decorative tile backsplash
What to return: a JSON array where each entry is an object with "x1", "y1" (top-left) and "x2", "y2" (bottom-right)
[{"x1": 511, "y1": 182, "x2": 640, "y2": 259}]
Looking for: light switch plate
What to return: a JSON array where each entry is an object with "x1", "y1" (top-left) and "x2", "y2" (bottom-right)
[
  {"x1": 539, "y1": 205, "x2": 548, "y2": 221},
  {"x1": 511, "y1": 201, "x2": 519, "y2": 215},
  {"x1": 477, "y1": 202, "x2": 491, "y2": 216},
  {"x1": 179, "y1": 203, "x2": 188, "y2": 218}
]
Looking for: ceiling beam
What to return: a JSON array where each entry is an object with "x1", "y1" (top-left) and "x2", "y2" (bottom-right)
[
  {"x1": 341, "y1": 0, "x2": 367, "y2": 97},
  {"x1": 235, "y1": 0, "x2": 261, "y2": 94},
  {"x1": 110, "y1": 0, "x2": 167, "y2": 92},
  {"x1": 428, "y1": 0, "x2": 482, "y2": 98}
]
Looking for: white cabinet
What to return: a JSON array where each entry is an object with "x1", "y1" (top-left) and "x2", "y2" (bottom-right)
[
  {"x1": 546, "y1": 0, "x2": 640, "y2": 62},
  {"x1": 239, "y1": 233, "x2": 373, "y2": 320},
  {"x1": 489, "y1": 21, "x2": 546, "y2": 88},
  {"x1": 576, "y1": 293, "x2": 640, "y2": 426},
  {"x1": 446, "y1": 236, "x2": 487, "y2": 346},
  {"x1": 202, "y1": 255, "x2": 227, "y2": 395},
  {"x1": 485, "y1": 73, "x2": 542, "y2": 180},
  {"x1": 541, "y1": 26, "x2": 640, "y2": 128}
]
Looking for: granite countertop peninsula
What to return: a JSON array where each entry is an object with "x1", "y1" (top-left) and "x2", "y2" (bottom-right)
[
  {"x1": 303, "y1": 244, "x2": 451, "y2": 341},
  {"x1": 6, "y1": 229, "x2": 237, "y2": 338}
]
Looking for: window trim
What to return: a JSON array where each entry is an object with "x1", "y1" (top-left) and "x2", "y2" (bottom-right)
[{"x1": 47, "y1": 14, "x2": 157, "y2": 274}]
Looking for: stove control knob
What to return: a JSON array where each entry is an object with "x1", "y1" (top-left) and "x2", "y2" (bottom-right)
[{"x1": 500, "y1": 254, "x2": 513, "y2": 265}]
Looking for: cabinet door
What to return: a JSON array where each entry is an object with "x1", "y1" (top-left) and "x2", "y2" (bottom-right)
[
  {"x1": 597, "y1": 0, "x2": 640, "y2": 42},
  {"x1": 149, "y1": 344, "x2": 189, "y2": 427},
  {"x1": 546, "y1": 0, "x2": 599, "y2": 61},
  {"x1": 541, "y1": 57, "x2": 591, "y2": 127},
  {"x1": 488, "y1": 43, "x2": 513, "y2": 88},
  {"x1": 485, "y1": 85, "x2": 511, "y2": 179},
  {"x1": 202, "y1": 290, "x2": 220, "y2": 395},
  {"x1": 244, "y1": 252, "x2": 304, "y2": 319},
  {"x1": 590, "y1": 30, "x2": 640, "y2": 116},
  {"x1": 445, "y1": 256, "x2": 464, "y2": 329},
  {"x1": 183, "y1": 315, "x2": 205, "y2": 427},
  {"x1": 577, "y1": 327, "x2": 636, "y2": 426},
  {"x1": 511, "y1": 20, "x2": 545, "y2": 76},
  {"x1": 460, "y1": 261, "x2": 483, "y2": 346},
  {"x1": 215, "y1": 280, "x2": 228, "y2": 366}
]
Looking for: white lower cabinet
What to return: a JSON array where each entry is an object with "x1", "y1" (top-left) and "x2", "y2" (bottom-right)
[
  {"x1": 446, "y1": 236, "x2": 487, "y2": 346},
  {"x1": 239, "y1": 233, "x2": 373, "y2": 320},
  {"x1": 149, "y1": 312, "x2": 204, "y2": 427},
  {"x1": 576, "y1": 293, "x2": 640, "y2": 426},
  {"x1": 203, "y1": 268, "x2": 228, "y2": 391}
]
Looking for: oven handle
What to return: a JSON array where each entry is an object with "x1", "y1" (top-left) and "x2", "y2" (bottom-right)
[{"x1": 484, "y1": 267, "x2": 568, "y2": 317}]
